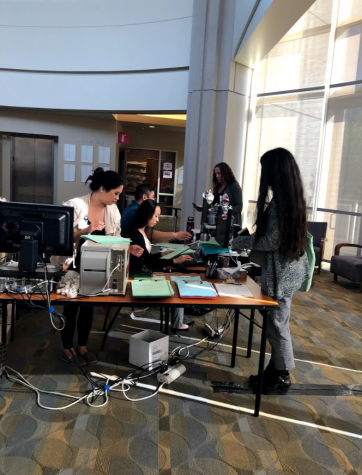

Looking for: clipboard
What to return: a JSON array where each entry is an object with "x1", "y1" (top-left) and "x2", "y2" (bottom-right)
[
  {"x1": 131, "y1": 279, "x2": 174, "y2": 298},
  {"x1": 176, "y1": 280, "x2": 218, "y2": 299}
]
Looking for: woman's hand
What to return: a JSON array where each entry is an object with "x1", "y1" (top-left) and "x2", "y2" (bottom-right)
[
  {"x1": 130, "y1": 245, "x2": 144, "y2": 257},
  {"x1": 174, "y1": 231, "x2": 193, "y2": 242},
  {"x1": 173, "y1": 254, "x2": 193, "y2": 265},
  {"x1": 89, "y1": 220, "x2": 105, "y2": 233},
  {"x1": 161, "y1": 249, "x2": 174, "y2": 257}
]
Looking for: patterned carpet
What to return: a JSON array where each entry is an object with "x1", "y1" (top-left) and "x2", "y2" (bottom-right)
[{"x1": 0, "y1": 268, "x2": 362, "y2": 474}]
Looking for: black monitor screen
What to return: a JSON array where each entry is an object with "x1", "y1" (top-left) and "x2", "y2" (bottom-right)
[
  {"x1": 0, "y1": 201, "x2": 74, "y2": 272},
  {"x1": 215, "y1": 207, "x2": 233, "y2": 248},
  {"x1": 200, "y1": 198, "x2": 209, "y2": 226}
]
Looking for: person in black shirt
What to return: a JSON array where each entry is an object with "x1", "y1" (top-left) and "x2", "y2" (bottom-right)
[{"x1": 126, "y1": 200, "x2": 194, "y2": 331}]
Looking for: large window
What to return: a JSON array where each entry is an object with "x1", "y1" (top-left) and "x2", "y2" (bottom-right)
[{"x1": 244, "y1": 0, "x2": 362, "y2": 260}]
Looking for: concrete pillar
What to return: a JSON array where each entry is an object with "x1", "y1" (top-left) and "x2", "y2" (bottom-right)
[{"x1": 181, "y1": 0, "x2": 252, "y2": 229}]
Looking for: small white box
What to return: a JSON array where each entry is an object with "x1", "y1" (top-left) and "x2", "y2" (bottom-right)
[{"x1": 129, "y1": 330, "x2": 169, "y2": 370}]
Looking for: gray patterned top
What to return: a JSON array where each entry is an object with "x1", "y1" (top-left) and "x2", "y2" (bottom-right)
[{"x1": 232, "y1": 200, "x2": 310, "y2": 299}]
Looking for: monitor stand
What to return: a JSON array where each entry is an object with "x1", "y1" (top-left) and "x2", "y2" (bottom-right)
[{"x1": 0, "y1": 261, "x2": 62, "y2": 280}]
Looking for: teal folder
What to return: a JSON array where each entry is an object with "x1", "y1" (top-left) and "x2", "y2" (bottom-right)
[
  {"x1": 175, "y1": 280, "x2": 218, "y2": 299},
  {"x1": 160, "y1": 244, "x2": 191, "y2": 259},
  {"x1": 81, "y1": 235, "x2": 131, "y2": 244},
  {"x1": 131, "y1": 279, "x2": 174, "y2": 298}
]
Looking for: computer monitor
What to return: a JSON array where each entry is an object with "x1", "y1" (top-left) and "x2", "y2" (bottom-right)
[
  {"x1": 200, "y1": 198, "x2": 209, "y2": 226},
  {"x1": 0, "y1": 201, "x2": 74, "y2": 273},
  {"x1": 215, "y1": 207, "x2": 233, "y2": 248}
]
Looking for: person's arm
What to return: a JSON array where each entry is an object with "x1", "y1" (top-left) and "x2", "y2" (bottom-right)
[
  {"x1": 151, "y1": 229, "x2": 192, "y2": 243},
  {"x1": 232, "y1": 202, "x2": 279, "y2": 252},
  {"x1": 229, "y1": 182, "x2": 243, "y2": 214}
]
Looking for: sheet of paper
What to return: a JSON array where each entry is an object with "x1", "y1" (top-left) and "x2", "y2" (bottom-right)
[
  {"x1": 81, "y1": 145, "x2": 93, "y2": 163},
  {"x1": 64, "y1": 144, "x2": 76, "y2": 162},
  {"x1": 63, "y1": 164, "x2": 75, "y2": 182},
  {"x1": 163, "y1": 171, "x2": 172, "y2": 179},
  {"x1": 215, "y1": 284, "x2": 254, "y2": 298},
  {"x1": 98, "y1": 146, "x2": 110, "y2": 164},
  {"x1": 163, "y1": 162, "x2": 172, "y2": 170},
  {"x1": 81, "y1": 165, "x2": 93, "y2": 183},
  {"x1": 178, "y1": 169, "x2": 183, "y2": 185}
]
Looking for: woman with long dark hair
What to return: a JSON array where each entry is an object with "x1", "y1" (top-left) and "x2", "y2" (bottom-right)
[
  {"x1": 126, "y1": 199, "x2": 194, "y2": 332},
  {"x1": 212, "y1": 162, "x2": 243, "y2": 226},
  {"x1": 232, "y1": 148, "x2": 310, "y2": 394}
]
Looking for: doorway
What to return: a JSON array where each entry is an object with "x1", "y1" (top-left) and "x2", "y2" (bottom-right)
[
  {"x1": 122, "y1": 148, "x2": 177, "y2": 216},
  {"x1": 11, "y1": 135, "x2": 55, "y2": 203}
]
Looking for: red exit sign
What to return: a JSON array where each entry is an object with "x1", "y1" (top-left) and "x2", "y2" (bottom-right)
[{"x1": 118, "y1": 132, "x2": 130, "y2": 144}]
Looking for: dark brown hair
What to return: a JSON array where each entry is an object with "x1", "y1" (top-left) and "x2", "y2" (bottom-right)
[
  {"x1": 85, "y1": 167, "x2": 123, "y2": 192},
  {"x1": 212, "y1": 162, "x2": 237, "y2": 188},
  {"x1": 254, "y1": 148, "x2": 307, "y2": 261}
]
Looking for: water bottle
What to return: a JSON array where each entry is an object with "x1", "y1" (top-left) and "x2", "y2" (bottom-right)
[{"x1": 186, "y1": 216, "x2": 194, "y2": 234}]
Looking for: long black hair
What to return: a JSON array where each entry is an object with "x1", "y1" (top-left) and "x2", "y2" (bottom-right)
[
  {"x1": 130, "y1": 199, "x2": 160, "y2": 230},
  {"x1": 212, "y1": 162, "x2": 237, "y2": 188},
  {"x1": 85, "y1": 167, "x2": 123, "y2": 192},
  {"x1": 254, "y1": 148, "x2": 307, "y2": 261}
]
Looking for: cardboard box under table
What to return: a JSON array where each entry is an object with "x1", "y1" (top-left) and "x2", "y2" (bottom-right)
[{"x1": 129, "y1": 329, "x2": 169, "y2": 370}]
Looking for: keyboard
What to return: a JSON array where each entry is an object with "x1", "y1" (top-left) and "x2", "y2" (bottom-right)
[{"x1": 180, "y1": 252, "x2": 205, "y2": 267}]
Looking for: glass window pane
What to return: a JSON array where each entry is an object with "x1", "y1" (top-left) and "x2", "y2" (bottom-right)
[
  {"x1": 160, "y1": 151, "x2": 176, "y2": 194},
  {"x1": 256, "y1": 0, "x2": 332, "y2": 94},
  {"x1": 244, "y1": 93, "x2": 324, "y2": 208},
  {"x1": 315, "y1": 211, "x2": 361, "y2": 260},
  {"x1": 332, "y1": 20, "x2": 362, "y2": 84}
]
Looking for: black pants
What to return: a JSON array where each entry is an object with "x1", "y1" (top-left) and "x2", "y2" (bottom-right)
[{"x1": 61, "y1": 305, "x2": 93, "y2": 350}]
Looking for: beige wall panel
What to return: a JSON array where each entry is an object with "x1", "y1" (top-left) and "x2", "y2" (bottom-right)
[{"x1": 0, "y1": 110, "x2": 117, "y2": 204}]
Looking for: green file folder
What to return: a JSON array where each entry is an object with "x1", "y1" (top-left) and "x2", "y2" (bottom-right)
[
  {"x1": 131, "y1": 279, "x2": 174, "y2": 298},
  {"x1": 81, "y1": 235, "x2": 131, "y2": 244}
]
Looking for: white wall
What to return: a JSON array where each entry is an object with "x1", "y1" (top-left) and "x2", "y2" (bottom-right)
[
  {"x1": 0, "y1": 109, "x2": 117, "y2": 204},
  {"x1": 0, "y1": 0, "x2": 193, "y2": 111}
]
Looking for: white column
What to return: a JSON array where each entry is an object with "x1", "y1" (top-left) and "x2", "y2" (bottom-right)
[{"x1": 181, "y1": 0, "x2": 252, "y2": 229}]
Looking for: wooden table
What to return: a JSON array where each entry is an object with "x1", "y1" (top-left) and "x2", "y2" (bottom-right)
[{"x1": 0, "y1": 275, "x2": 278, "y2": 416}]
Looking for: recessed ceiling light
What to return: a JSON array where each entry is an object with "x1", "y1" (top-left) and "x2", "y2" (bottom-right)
[{"x1": 149, "y1": 125, "x2": 155, "y2": 128}]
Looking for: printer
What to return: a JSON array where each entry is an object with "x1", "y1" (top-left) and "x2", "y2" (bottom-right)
[{"x1": 79, "y1": 240, "x2": 129, "y2": 296}]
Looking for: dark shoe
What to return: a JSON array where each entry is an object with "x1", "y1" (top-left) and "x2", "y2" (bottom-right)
[
  {"x1": 77, "y1": 348, "x2": 98, "y2": 365},
  {"x1": 249, "y1": 361, "x2": 291, "y2": 395},
  {"x1": 261, "y1": 372, "x2": 291, "y2": 395},
  {"x1": 61, "y1": 353, "x2": 86, "y2": 367},
  {"x1": 249, "y1": 360, "x2": 275, "y2": 387},
  {"x1": 171, "y1": 321, "x2": 195, "y2": 334}
]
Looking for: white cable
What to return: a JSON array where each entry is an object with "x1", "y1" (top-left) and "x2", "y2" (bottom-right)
[
  {"x1": 5, "y1": 367, "x2": 101, "y2": 409},
  {"x1": 102, "y1": 263, "x2": 120, "y2": 293}
]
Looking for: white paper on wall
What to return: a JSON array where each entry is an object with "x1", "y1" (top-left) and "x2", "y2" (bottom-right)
[
  {"x1": 64, "y1": 164, "x2": 75, "y2": 182},
  {"x1": 64, "y1": 144, "x2": 76, "y2": 162},
  {"x1": 81, "y1": 145, "x2": 93, "y2": 163},
  {"x1": 163, "y1": 162, "x2": 172, "y2": 170},
  {"x1": 81, "y1": 165, "x2": 93, "y2": 183},
  {"x1": 99, "y1": 146, "x2": 111, "y2": 164},
  {"x1": 177, "y1": 169, "x2": 183, "y2": 185},
  {"x1": 163, "y1": 171, "x2": 172, "y2": 179}
]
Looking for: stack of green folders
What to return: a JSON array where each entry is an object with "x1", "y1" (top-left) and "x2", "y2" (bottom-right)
[{"x1": 131, "y1": 277, "x2": 174, "y2": 298}]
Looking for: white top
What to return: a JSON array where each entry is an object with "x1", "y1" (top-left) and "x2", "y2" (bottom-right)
[
  {"x1": 50, "y1": 193, "x2": 121, "y2": 265},
  {"x1": 140, "y1": 229, "x2": 152, "y2": 253},
  {"x1": 63, "y1": 193, "x2": 121, "y2": 237}
]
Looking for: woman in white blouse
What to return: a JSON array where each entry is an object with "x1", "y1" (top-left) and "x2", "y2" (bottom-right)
[{"x1": 61, "y1": 167, "x2": 143, "y2": 366}]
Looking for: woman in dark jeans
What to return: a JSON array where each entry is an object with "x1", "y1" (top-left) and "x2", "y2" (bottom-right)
[{"x1": 61, "y1": 167, "x2": 143, "y2": 366}]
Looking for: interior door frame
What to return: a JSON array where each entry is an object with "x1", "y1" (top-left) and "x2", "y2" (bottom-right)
[{"x1": 125, "y1": 146, "x2": 178, "y2": 217}]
